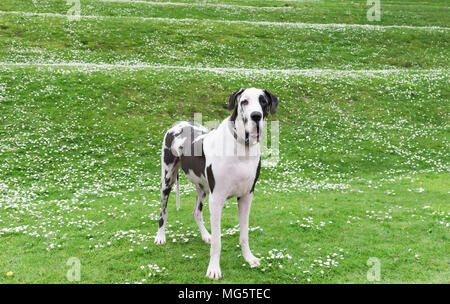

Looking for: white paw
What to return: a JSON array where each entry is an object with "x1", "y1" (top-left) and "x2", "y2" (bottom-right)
[
  {"x1": 202, "y1": 233, "x2": 211, "y2": 244},
  {"x1": 206, "y1": 263, "x2": 222, "y2": 280},
  {"x1": 245, "y1": 255, "x2": 261, "y2": 268},
  {"x1": 154, "y1": 233, "x2": 166, "y2": 245}
]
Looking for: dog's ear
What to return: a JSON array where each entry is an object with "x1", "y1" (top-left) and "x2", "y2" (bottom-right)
[
  {"x1": 228, "y1": 88, "x2": 245, "y2": 111},
  {"x1": 264, "y1": 89, "x2": 279, "y2": 115}
]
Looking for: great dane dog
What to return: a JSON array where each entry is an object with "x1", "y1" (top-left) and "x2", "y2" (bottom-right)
[{"x1": 154, "y1": 88, "x2": 278, "y2": 279}]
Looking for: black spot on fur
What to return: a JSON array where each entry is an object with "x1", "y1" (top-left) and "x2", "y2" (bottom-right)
[
  {"x1": 163, "y1": 169, "x2": 171, "y2": 185},
  {"x1": 206, "y1": 164, "x2": 215, "y2": 193},
  {"x1": 163, "y1": 148, "x2": 175, "y2": 165},
  {"x1": 259, "y1": 94, "x2": 269, "y2": 118},
  {"x1": 174, "y1": 129, "x2": 183, "y2": 137},
  {"x1": 198, "y1": 202, "x2": 203, "y2": 212},
  {"x1": 180, "y1": 139, "x2": 206, "y2": 178},
  {"x1": 169, "y1": 124, "x2": 207, "y2": 179},
  {"x1": 159, "y1": 218, "x2": 164, "y2": 228},
  {"x1": 165, "y1": 132, "x2": 175, "y2": 148},
  {"x1": 250, "y1": 158, "x2": 261, "y2": 193},
  {"x1": 162, "y1": 187, "x2": 171, "y2": 197}
]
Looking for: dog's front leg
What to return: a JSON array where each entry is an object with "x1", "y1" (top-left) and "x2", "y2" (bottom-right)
[
  {"x1": 238, "y1": 193, "x2": 260, "y2": 267},
  {"x1": 206, "y1": 194, "x2": 225, "y2": 279}
]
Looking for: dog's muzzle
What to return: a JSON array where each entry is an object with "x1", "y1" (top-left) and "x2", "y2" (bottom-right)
[{"x1": 249, "y1": 112, "x2": 262, "y2": 140}]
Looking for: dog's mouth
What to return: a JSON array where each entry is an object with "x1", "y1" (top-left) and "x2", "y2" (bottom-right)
[
  {"x1": 249, "y1": 131, "x2": 259, "y2": 139},
  {"x1": 247, "y1": 127, "x2": 261, "y2": 142},
  {"x1": 244, "y1": 131, "x2": 259, "y2": 145},
  {"x1": 249, "y1": 123, "x2": 261, "y2": 139},
  {"x1": 242, "y1": 121, "x2": 261, "y2": 144}
]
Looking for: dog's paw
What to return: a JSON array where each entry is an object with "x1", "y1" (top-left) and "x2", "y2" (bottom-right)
[
  {"x1": 154, "y1": 233, "x2": 166, "y2": 245},
  {"x1": 206, "y1": 264, "x2": 222, "y2": 280},
  {"x1": 201, "y1": 233, "x2": 211, "y2": 244},
  {"x1": 245, "y1": 255, "x2": 261, "y2": 268}
]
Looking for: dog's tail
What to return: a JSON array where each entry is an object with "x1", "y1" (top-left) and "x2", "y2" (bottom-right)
[{"x1": 176, "y1": 171, "x2": 180, "y2": 211}]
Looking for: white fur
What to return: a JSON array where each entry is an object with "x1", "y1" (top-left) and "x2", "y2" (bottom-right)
[{"x1": 203, "y1": 118, "x2": 261, "y2": 279}]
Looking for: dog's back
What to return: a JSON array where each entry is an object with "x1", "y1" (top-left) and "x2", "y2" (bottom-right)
[{"x1": 163, "y1": 120, "x2": 209, "y2": 183}]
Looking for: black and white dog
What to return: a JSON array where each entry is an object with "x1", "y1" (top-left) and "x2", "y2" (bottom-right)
[{"x1": 155, "y1": 88, "x2": 278, "y2": 279}]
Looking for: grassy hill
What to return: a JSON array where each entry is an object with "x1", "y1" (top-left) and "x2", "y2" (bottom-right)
[{"x1": 0, "y1": 0, "x2": 448, "y2": 283}]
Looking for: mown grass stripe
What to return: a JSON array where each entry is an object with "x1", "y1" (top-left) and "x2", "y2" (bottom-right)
[
  {"x1": 2, "y1": 11, "x2": 447, "y2": 70},
  {"x1": 4, "y1": 0, "x2": 450, "y2": 27},
  {"x1": 1, "y1": 10, "x2": 448, "y2": 30},
  {"x1": 2, "y1": 62, "x2": 448, "y2": 75},
  {"x1": 100, "y1": 0, "x2": 300, "y2": 10}
]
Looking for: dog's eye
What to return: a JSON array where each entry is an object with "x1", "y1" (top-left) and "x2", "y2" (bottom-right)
[{"x1": 241, "y1": 100, "x2": 249, "y2": 105}]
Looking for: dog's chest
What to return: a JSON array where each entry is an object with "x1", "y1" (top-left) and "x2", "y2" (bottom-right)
[
  {"x1": 202, "y1": 123, "x2": 261, "y2": 197},
  {"x1": 216, "y1": 157, "x2": 259, "y2": 196}
]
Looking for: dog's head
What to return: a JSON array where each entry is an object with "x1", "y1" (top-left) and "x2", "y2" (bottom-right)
[{"x1": 227, "y1": 88, "x2": 278, "y2": 145}]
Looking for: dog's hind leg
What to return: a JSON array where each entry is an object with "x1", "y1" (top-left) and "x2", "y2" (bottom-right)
[
  {"x1": 155, "y1": 137, "x2": 180, "y2": 245},
  {"x1": 193, "y1": 186, "x2": 211, "y2": 243}
]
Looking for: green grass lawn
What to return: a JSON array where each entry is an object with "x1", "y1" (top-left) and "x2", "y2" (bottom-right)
[
  {"x1": 0, "y1": 0, "x2": 449, "y2": 283},
  {"x1": 2, "y1": 0, "x2": 450, "y2": 27}
]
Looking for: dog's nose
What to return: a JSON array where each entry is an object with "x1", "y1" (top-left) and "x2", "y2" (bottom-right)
[{"x1": 250, "y1": 112, "x2": 262, "y2": 123}]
